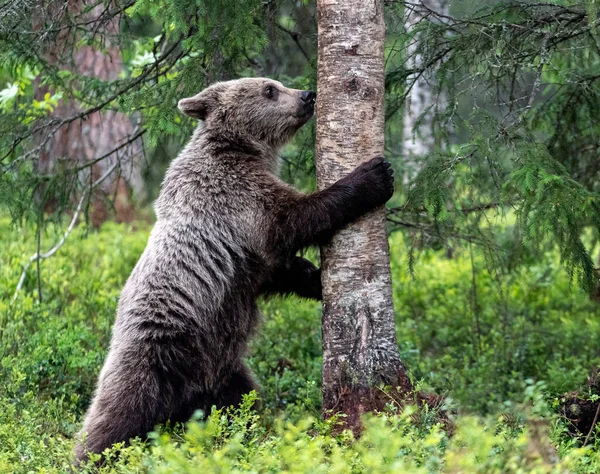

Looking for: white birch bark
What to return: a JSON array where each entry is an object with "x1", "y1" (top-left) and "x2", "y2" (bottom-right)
[
  {"x1": 316, "y1": 0, "x2": 412, "y2": 431},
  {"x1": 402, "y1": 0, "x2": 448, "y2": 181}
]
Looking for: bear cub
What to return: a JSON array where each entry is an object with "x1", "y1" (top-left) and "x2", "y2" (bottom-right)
[{"x1": 75, "y1": 77, "x2": 394, "y2": 462}]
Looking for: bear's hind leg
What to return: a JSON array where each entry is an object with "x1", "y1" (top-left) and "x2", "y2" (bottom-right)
[
  {"x1": 169, "y1": 368, "x2": 257, "y2": 426},
  {"x1": 74, "y1": 369, "x2": 164, "y2": 466},
  {"x1": 214, "y1": 365, "x2": 259, "y2": 410}
]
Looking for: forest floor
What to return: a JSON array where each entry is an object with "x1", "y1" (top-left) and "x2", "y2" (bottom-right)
[{"x1": 2, "y1": 218, "x2": 600, "y2": 472}]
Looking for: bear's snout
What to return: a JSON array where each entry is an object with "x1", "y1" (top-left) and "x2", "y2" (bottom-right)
[
  {"x1": 300, "y1": 90, "x2": 316, "y2": 105},
  {"x1": 299, "y1": 90, "x2": 316, "y2": 116}
]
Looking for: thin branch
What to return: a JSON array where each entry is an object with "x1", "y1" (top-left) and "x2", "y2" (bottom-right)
[
  {"x1": 2, "y1": 40, "x2": 181, "y2": 166},
  {"x1": 11, "y1": 161, "x2": 118, "y2": 304},
  {"x1": 12, "y1": 0, "x2": 137, "y2": 36},
  {"x1": 387, "y1": 201, "x2": 502, "y2": 217},
  {"x1": 36, "y1": 207, "x2": 42, "y2": 304},
  {"x1": 584, "y1": 402, "x2": 600, "y2": 446},
  {"x1": 69, "y1": 127, "x2": 146, "y2": 174},
  {"x1": 275, "y1": 23, "x2": 310, "y2": 61},
  {"x1": 524, "y1": 33, "x2": 550, "y2": 114}
]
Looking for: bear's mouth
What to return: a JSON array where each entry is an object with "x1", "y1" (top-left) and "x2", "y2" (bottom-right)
[{"x1": 295, "y1": 103, "x2": 315, "y2": 120}]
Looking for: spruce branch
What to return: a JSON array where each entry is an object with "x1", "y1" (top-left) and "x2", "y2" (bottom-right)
[{"x1": 1, "y1": 40, "x2": 181, "y2": 167}]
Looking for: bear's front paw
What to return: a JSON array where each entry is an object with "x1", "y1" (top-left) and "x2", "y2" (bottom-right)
[
  {"x1": 304, "y1": 265, "x2": 322, "y2": 301},
  {"x1": 348, "y1": 156, "x2": 394, "y2": 206},
  {"x1": 293, "y1": 257, "x2": 322, "y2": 301}
]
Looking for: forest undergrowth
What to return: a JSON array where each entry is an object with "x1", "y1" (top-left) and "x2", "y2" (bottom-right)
[{"x1": 1, "y1": 217, "x2": 600, "y2": 473}]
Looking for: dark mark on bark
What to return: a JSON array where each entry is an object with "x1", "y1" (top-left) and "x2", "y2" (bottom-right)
[
  {"x1": 346, "y1": 77, "x2": 360, "y2": 93},
  {"x1": 360, "y1": 86, "x2": 375, "y2": 100},
  {"x1": 344, "y1": 44, "x2": 359, "y2": 55}
]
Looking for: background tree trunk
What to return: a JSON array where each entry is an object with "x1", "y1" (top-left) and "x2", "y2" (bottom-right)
[
  {"x1": 316, "y1": 0, "x2": 413, "y2": 433},
  {"x1": 402, "y1": 0, "x2": 449, "y2": 182},
  {"x1": 35, "y1": 1, "x2": 145, "y2": 226}
]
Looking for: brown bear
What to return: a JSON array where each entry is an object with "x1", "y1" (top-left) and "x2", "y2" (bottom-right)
[{"x1": 74, "y1": 77, "x2": 394, "y2": 463}]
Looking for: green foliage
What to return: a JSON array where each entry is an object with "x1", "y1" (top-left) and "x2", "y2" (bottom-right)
[
  {"x1": 3, "y1": 0, "x2": 600, "y2": 298},
  {"x1": 506, "y1": 143, "x2": 600, "y2": 293},
  {"x1": 0, "y1": 0, "x2": 272, "y2": 228},
  {"x1": 386, "y1": 1, "x2": 600, "y2": 294},
  {"x1": 390, "y1": 234, "x2": 600, "y2": 414},
  {"x1": 138, "y1": 404, "x2": 584, "y2": 474},
  {"x1": 2, "y1": 1, "x2": 600, "y2": 471},
  {"x1": 2, "y1": 219, "x2": 600, "y2": 472},
  {"x1": 403, "y1": 129, "x2": 600, "y2": 294}
]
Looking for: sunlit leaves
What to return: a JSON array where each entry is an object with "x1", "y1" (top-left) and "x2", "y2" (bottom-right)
[{"x1": 0, "y1": 83, "x2": 18, "y2": 109}]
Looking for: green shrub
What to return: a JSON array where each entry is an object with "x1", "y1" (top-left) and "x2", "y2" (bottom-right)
[{"x1": 390, "y1": 237, "x2": 600, "y2": 413}]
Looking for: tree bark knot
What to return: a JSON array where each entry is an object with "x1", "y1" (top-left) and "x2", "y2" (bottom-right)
[{"x1": 345, "y1": 77, "x2": 360, "y2": 93}]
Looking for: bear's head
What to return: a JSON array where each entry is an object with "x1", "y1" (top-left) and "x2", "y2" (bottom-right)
[{"x1": 178, "y1": 78, "x2": 316, "y2": 148}]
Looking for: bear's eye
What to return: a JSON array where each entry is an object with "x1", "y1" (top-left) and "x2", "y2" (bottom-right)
[{"x1": 264, "y1": 85, "x2": 278, "y2": 100}]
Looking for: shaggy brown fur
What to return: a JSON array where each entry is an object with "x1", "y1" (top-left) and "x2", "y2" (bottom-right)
[{"x1": 74, "y1": 77, "x2": 394, "y2": 463}]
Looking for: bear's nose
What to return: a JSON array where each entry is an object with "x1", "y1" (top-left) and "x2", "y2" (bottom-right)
[{"x1": 300, "y1": 90, "x2": 316, "y2": 104}]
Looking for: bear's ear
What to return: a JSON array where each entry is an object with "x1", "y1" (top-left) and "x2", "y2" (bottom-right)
[
  {"x1": 177, "y1": 82, "x2": 225, "y2": 120},
  {"x1": 178, "y1": 94, "x2": 209, "y2": 120}
]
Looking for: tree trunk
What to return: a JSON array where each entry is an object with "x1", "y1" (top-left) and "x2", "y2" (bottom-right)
[
  {"x1": 35, "y1": 1, "x2": 145, "y2": 226},
  {"x1": 402, "y1": 0, "x2": 448, "y2": 182},
  {"x1": 316, "y1": 0, "x2": 413, "y2": 433}
]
